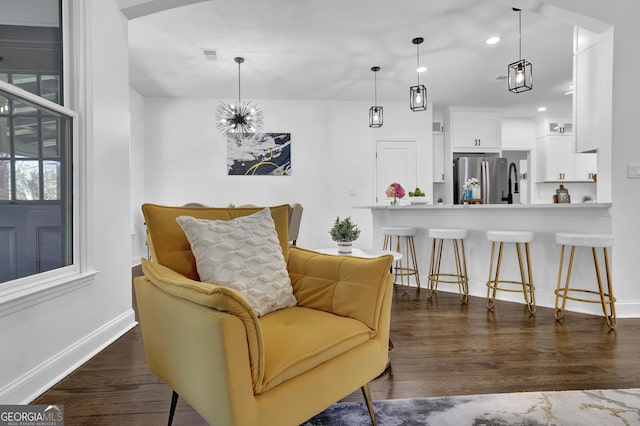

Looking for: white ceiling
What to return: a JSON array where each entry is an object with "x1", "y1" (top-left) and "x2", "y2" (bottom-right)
[{"x1": 123, "y1": 0, "x2": 575, "y2": 117}]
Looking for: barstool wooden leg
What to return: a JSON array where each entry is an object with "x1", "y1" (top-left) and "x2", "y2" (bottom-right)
[
  {"x1": 486, "y1": 241, "x2": 496, "y2": 309},
  {"x1": 407, "y1": 236, "x2": 420, "y2": 290},
  {"x1": 428, "y1": 239, "x2": 443, "y2": 301},
  {"x1": 460, "y1": 239, "x2": 469, "y2": 303},
  {"x1": 515, "y1": 243, "x2": 536, "y2": 315},
  {"x1": 435, "y1": 239, "x2": 444, "y2": 291},
  {"x1": 487, "y1": 242, "x2": 504, "y2": 310},
  {"x1": 452, "y1": 240, "x2": 468, "y2": 304},
  {"x1": 397, "y1": 236, "x2": 409, "y2": 295},
  {"x1": 555, "y1": 245, "x2": 575, "y2": 321},
  {"x1": 594, "y1": 247, "x2": 617, "y2": 329},
  {"x1": 525, "y1": 242, "x2": 536, "y2": 314},
  {"x1": 427, "y1": 238, "x2": 437, "y2": 300}
]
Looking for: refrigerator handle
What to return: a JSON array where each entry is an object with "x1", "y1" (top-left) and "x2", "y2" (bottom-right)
[{"x1": 482, "y1": 161, "x2": 489, "y2": 204}]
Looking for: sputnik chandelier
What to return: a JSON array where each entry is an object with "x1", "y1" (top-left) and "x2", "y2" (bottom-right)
[{"x1": 216, "y1": 56, "x2": 264, "y2": 136}]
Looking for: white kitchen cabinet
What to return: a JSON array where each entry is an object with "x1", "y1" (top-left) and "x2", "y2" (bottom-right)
[
  {"x1": 539, "y1": 136, "x2": 575, "y2": 181},
  {"x1": 573, "y1": 27, "x2": 613, "y2": 154},
  {"x1": 575, "y1": 153, "x2": 598, "y2": 181},
  {"x1": 537, "y1": 136, "x2": 597, "y2": 182},
  {"x1": 574, "y1": 44, "x2": 598, "y2": 153},
  {"x1": 433, "y1": 133, "x2": 445, "y2": 183},
  {"x1": 447, "y1": 108, "x2": 501, "y2": 151}
]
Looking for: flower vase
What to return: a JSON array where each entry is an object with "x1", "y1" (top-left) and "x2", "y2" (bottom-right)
[
  {"x1": 472, "y1": 186, "x2": 481, "y2": 200},
  {"x1": 390, "y1": 197, "x2": 398, "y2": 206},
  {"x1": 337, "y1": 241, "x2": 353, "y2": 254}
]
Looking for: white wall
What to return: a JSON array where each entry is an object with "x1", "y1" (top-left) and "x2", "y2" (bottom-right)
[
  {"x1": 543, "y1": 0, "x2": 640, "y2": 311},
  {"x1": 141, "y1": 98, "x2": 431, "y2": 251},
  {"x1": 501, "y1": 118, "x2": 535, "y2": 150},
  {"x1": 0, "y1": 0, "x2": 135, "y2": 403},
  {"x1": 130, "y1": 88, "x2": 147, "y2": 264}
]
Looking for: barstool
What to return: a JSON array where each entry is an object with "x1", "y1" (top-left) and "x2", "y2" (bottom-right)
[
  {"x1": 382, "y1": 226, "x2": 420, "y2": 293},
  {"x1": 486, "y1": 230, "x2": 536, "y2": 314},
  {"x1": 427, "y1": 228, "x2": 469, "y2": 304},
  {"x1": 554, "y1": 232, "x2": 616, "y2": 329}
]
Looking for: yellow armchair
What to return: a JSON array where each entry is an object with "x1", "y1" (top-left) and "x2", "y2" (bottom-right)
[{"x1": 134, "y1": 204, "x2": 393, "y2": 426}]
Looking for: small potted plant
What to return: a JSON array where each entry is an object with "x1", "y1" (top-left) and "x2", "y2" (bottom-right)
[
  {"x1": 582, "y1": 195, "x2": 594, "y2": 204},
  {"x1": 437, "y1": 197, "x2": 444, "y2": 205},
  {"x1": 329, "y1": 216, "x2": 361, "y2": 253}
]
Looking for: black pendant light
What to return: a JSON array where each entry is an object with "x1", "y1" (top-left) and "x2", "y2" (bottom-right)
[
  {"x1": 508, "y1": 8, "x2": 533, "y2": 93},
  {"x1": 410, "y1": 37, "x2": 427, "y2": 111},
  {"x1": 369, "y1": 66, "x2": 383, "y2": 128},
  {"x1": 216, "y1": 57, "x2": 264, "y2": 136}
]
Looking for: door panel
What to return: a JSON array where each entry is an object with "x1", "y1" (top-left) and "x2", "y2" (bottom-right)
[{"x1": 375, "y1": 141, "x2": 417, "y2": 204}]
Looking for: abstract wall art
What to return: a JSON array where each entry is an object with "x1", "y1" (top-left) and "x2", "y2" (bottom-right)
[{"x1": 227, "y1": 133, "x2": 291, "y2": 176}]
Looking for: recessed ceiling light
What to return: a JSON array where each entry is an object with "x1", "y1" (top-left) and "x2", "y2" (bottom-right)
[
  {"x1": 416, "y1": 66, "x2": 427, "y2": 73},
  {"x1": 537, "y1": 107, "x2": 547, "y2": 112},
  {"x1": 486, "y1": 36, "x2": 501, "y2": 45}
]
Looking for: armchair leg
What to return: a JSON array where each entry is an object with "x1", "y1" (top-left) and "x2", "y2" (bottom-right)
[
  {"x1": 168, "y1": 390, "x2": 179, "y2": 426},
  {"x1": 361, "y1": 383, "x2": 378, "y2": 426}
]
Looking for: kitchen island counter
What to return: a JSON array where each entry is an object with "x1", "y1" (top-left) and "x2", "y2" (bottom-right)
[
  {"x1": 363, "y1": 203, "x2": 612, "y2": 316},
  {"x1": 365, "y1": 202, "x2": 611, "y2": 210}
]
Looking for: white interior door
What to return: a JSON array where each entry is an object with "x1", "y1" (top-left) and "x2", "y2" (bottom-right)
[{"x1": 375, "y1": 140, "x2": 417, "y2": 204}]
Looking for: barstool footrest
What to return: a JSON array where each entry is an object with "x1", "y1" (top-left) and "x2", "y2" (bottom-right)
[
  {"x1": 429, "y1": 273, "x2": 467, "y2": 285},
  {"x1": 555, "y1": 288, "x2": 616, "y2": 304},
  {"x1": 487, "y1": 280, "x2": 535, "y2": 294}
]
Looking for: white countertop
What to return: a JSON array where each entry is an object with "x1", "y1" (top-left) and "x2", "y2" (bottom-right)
[{"x1": 362, "y1": 203, "x2": 611, "y2": 210}]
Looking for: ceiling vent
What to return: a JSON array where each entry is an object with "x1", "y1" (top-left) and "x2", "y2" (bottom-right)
[
  {"x1": 202, "y1": 49, "x2": 218, "y2": 60},
  {"x1": 489, "y1": 74, "x2": 508, "y2": 84}
]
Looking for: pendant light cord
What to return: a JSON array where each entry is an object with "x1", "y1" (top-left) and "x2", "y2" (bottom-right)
[
  {"x1": 374, "y1": 70, "x2": 378, "y2": 105},
  {"x1": 237, "y1": 60, "x2": 241, "y2": 104},
  {"x1": 416, "y1": 43, "x2": 421, "y2": 85},
  {"x1": 518, "y1": 9, "x2": 522, "y2": 61}
]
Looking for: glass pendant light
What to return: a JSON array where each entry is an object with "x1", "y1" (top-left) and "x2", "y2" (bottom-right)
[
  {"x1": 410, "y1": 37, "x2": 427, "y2": 111},
  {"x1": 216, "y1": 57, "x2": 264, "y2": 136},
  {"x1": 508, "y1": 8, "x2": 533, "y2": 93},
  {"x1": 369, "y1": 66, "x2": 383, "y2": 128}
]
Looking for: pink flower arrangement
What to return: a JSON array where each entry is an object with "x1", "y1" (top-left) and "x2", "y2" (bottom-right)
[{"x1": 386, "y1": 183, "x2": 406, "y2": 199}]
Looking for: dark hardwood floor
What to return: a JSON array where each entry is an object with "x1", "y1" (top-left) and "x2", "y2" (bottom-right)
[{"x1": 34, "y1": 286, "x2": 640, "y2": 425}]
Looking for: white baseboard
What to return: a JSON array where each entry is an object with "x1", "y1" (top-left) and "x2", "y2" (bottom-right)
[{"x1": 0, "y1": 309, "x2": 137, "y2": 404}]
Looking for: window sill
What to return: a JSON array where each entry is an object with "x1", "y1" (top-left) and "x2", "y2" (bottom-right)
[{"x1": 0, "y1": 268, "x2": 99, "y2": 318}]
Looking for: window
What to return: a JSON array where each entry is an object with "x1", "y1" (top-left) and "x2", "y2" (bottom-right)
[{"x1": 0, "y1": 0, "x2": 69, "y2": 284}]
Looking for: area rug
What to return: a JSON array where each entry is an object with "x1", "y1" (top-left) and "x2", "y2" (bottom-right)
[{"x1": 301, "y1": 388, "x2": 640, "y2": 425}]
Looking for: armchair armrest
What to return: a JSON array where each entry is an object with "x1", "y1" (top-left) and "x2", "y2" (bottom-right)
[
  {"x1": 287, "y1": 247, "x2": 393, "y2": 331},
  {"x1": 138, "y1": 258, "x2": 265, "y2": 388}
]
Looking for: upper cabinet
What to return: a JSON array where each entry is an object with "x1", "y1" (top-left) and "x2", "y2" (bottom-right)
[
  {"x1": 536, "y1": 135, "x2": 597, "y2": 182},
  {"x1": 573, "y1": 27, "x2": 613, "y2": 153},
  {"x1": 446, "y1": 107, "x2": 502, "y2": 151}
]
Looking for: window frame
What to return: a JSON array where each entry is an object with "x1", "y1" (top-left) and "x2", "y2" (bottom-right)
[{"x1": 0, "y1": 0, "x2": 96, "y2": 316}]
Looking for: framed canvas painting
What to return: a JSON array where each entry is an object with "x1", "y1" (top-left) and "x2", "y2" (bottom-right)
[{"x1": 227, "y1": 133, "x2": 291, "y2": 176}]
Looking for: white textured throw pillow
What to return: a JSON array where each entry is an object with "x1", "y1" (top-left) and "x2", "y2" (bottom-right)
[{"x1": 176, "y1": 208, "x2": 297, "y2": 317}]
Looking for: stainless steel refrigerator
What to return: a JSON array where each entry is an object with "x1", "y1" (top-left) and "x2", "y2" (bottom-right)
[{"x1": 453, "y1": 156, "x2": 509, "y2": 204}]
